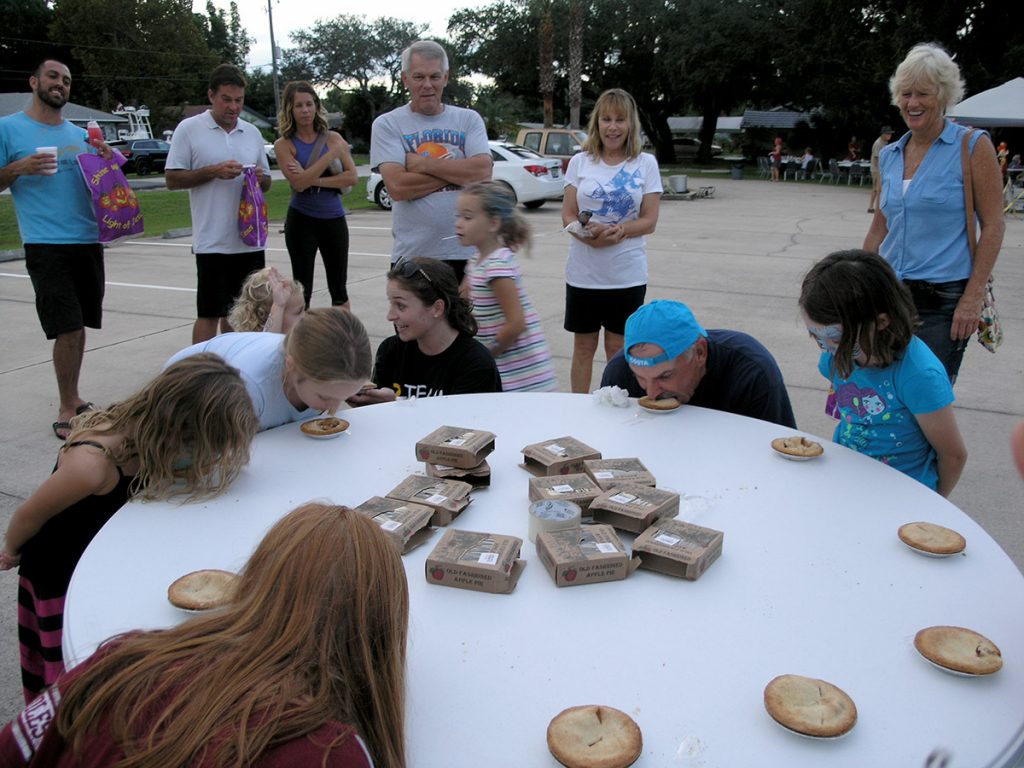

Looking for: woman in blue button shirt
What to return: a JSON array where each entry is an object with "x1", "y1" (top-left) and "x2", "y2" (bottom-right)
[{"x1": 863, "y1": 43, "x2": 1004, "y2": 384}]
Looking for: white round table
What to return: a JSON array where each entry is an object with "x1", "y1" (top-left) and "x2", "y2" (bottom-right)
[{"x1": 64, "y1": 393, "x2": 1024, "y2": 768}]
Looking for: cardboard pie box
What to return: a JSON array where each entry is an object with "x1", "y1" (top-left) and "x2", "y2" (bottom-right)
[
  {"x1": 415, "y1": 426, "x2": 495, "y2": 469},
  {"x1": 425, "y1": 528, "x2": 525, "y2": 594},
  {"x1": 385, "y1": 474, "x2": 472, "y2": 527},
  {"x1": 536, "y1": 524, "x2": 639, "y2": 587},
  {"x1": 354, "y1": 496, "x2": 435, "y2": 554},
  {"x1": 528, "y1": 473, "x2": 602, "y2": 512},
  {"x1": 632, "y1": 519, "x2": 724, "y2": 580},
  {"x1": 521, "y1": 436, "x2": 602, "y2": 476},
  {"x1": 583, "y1": 458, "x2": 656, "y2": 490},
  {"x1": 426, "y1": 459, "x2": 491, "y2": 488},
  {"x1": 589, "y1": 484, "x2": 680, "y2": 534}
]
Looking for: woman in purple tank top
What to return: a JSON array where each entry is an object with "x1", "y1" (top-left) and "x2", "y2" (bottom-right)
[{"x1": 275, "y1": 82, "x2": 358, "y2": 310}]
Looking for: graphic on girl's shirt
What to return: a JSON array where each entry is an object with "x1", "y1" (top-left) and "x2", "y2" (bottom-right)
[
  {"x1": 591, "y1": 167, "x2": 644, "y2": 219},
  {"x1": 833, "y1": 381, "x2": 901, "y2": 465},
  {"x1": 835, "y1": 383, "x2": 888, "y2": 418}
]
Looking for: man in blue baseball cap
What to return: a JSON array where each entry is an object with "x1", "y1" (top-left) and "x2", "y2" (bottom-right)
[{"x1": 600, "y1": 300, "x2": 797, "y2": 427}]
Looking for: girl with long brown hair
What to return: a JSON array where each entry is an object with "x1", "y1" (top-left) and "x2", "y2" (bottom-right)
[
  {"x1": 0, "y1": 354, "x2": 258, "y2": 700},
  {"x1": 0, "y1": 503, "x2": 408, "y2": 767}
]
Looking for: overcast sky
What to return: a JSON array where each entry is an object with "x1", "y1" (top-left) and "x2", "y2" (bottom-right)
[{"x1": 220, "y1": 0, "x2": 480, "y2": 72}]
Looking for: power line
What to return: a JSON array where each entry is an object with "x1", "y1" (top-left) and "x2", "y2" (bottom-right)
[{"x1": 0, "y1": 34, "x2": 226, "y2": 60}]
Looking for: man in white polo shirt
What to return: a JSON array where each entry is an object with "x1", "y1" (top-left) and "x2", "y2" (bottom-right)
[{"x1": 166, "y1": 63, "x2": 270, "y2": 343}]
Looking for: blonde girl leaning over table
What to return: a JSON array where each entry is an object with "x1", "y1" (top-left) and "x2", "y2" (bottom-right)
[
  {"x1": 455, "y1": 181, "x2": 558, "y2": 391},
  {"x1": 0, "y1": 503, "x2": 408, "y2": 768},
  {"x1": 227, "y1": 266, "x2": 305, "y2": 333},
  {"x1": 799, "y1": 250, "x2": 966, "y2": 497},
  {"x1": 0, "y1": 354, "x2": 258, "y2": 702},
  {"x1": 167, "y1": 306, "x2": 372, "y2": 431},
  {"x1": 561, "y1": 87, "x2": 662, "y2": 393}
]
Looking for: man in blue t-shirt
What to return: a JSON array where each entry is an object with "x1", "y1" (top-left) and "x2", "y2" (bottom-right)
[
  {"x1": 0, "y1": 58, "x2": 112, "y2": 440},
  {"x1": 601, "y1": 300, "x2": 797, "y2": 428}
]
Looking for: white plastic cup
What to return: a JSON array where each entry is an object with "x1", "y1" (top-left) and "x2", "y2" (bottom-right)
[{"x1": 35, "y1": 146, "x2": 58, "y2": 175}]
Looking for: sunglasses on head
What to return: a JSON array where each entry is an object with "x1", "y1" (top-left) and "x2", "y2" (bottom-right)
[{"x1": 394, "y1": 259, "x2": 434, "y2": 287}]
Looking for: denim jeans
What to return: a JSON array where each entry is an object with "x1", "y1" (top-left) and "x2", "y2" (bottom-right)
[{"x1": 904, "y1": 279, "x2": 969, "y2": 384}]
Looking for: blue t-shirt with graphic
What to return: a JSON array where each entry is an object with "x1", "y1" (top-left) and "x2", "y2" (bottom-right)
[{"x1": 818, "y1": 336, "x2": 953, "y2": 490}]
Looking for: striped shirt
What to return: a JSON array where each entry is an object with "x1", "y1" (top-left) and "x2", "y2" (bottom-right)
[{"x1": 467, "y1": 247, "x2": 558, "y2": 392}]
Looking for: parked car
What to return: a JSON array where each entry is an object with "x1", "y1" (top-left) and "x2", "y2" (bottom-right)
[
  {"x1": 264, "y1": 143, "x2": 277, "y2": 166},
  {"x1": 366, "y1": 140, "x2": 563, "y2": 211},
  {"x1": 672, "y1": 137, "x2": 723, "y2": 158},
  {"x1": 515, "y1": 127, "x2": 587, "y2": 171},
  {"x1": 119, "y1": 138, "x2": 170, "y2": 176}
]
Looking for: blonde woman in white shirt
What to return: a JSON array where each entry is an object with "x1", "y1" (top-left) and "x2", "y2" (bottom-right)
[{"x1": 561, "y1": 88, "x2": 662, "y2": 393}]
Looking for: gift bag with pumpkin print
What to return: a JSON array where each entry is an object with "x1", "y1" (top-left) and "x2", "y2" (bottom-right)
[
  {"x1": 238, "y1": 165, "x2": 268, "y2": 247},
  {"x1": 76, "y1": 152, "x2": 144, "y2": 243}
]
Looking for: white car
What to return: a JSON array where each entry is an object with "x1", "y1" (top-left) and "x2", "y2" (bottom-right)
[
  {"x1": 367, "y1": 140, "x2": 564, "y2": 210},
  {"x1": 264, "y1": 143, "x2": 276, "y2": 166}
]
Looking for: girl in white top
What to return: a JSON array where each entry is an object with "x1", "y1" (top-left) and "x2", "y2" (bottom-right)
[{"x1": 561, "y1": 88, "x2": 662, "y2": 393}]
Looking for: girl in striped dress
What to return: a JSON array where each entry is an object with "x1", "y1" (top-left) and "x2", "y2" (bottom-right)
[{"x1": 456, "y1": 181, "x2": 558, "y2": 392}]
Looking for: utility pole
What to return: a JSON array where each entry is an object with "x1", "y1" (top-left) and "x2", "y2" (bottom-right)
[{"x1": 268, "y1": 0, "x2": 281, "y2": 121}]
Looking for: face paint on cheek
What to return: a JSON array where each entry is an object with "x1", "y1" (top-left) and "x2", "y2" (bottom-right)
[{"x1": 808, "y1": 323, "x2": 843, "y2": 352}]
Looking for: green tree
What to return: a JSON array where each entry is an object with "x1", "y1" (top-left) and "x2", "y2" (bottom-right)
[
  {"x1": 195, "y1": 1, "x2": 250, "y2": 66},
  {"x1": 287, "y1": 15, "x2": 423, "y2": 102},
  {"x1": 51, "y1": 0, "x2": 217, "y2": 110},
  {"x1": 0, "y1": 0, "x2": 57, "y2": 92}
]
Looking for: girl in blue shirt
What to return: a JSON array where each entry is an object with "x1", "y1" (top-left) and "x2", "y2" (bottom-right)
[{"x1": 800, "y1": 250, "x2": 967, "y2": 496}]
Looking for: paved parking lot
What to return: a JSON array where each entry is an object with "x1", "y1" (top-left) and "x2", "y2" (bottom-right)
[{"x1": 1, "y1": 175, "x2": 1021, "y2": 722}]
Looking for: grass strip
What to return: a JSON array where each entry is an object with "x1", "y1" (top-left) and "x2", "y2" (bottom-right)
[{"x1": 1, "y1": 180, "x2": 376, "y2": 251}]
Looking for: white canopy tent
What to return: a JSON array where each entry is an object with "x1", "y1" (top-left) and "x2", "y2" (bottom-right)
[{"x1": 948, "y1": 77, "x2": 1024, "y2": 127}]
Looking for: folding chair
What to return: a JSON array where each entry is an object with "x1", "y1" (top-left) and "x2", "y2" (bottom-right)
[{"x1": 817, "y1": 159, "x2": 835, "y2": 183}]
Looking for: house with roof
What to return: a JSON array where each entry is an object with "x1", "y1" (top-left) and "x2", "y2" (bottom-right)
[{"x1": 0, "y1": 93, "x2": 129, "y2": 141}]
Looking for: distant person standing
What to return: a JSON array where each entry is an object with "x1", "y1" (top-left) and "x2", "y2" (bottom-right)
[
  {"x1": 370, "y1": 40, "x2": 491, "y2": 285},
  {"x1": 847, "y1": 136, "x2": 860, "y2": 161},
  {"x1": 166, "y1": 64, "x2": 271, "y2": 343},
  {"x1": 0, "y1": 58, "x2": 116, "y2": 440},
  {"x1": 275, "y1": 81, "x2": 357, "y2": 310},
  {"x1": 868, "y1": 126, "x2": 893, "y2": 213}
]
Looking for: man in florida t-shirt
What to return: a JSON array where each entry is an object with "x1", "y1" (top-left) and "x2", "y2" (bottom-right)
[{"x1": 370, "y1": 40, "x2": 491, "y2": 284}]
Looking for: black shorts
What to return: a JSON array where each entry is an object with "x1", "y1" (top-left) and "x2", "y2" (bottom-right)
[
  {"x1": 563, "y1": 284, "x2": 647, "y2": 335},
  {"x1": 195, "y1": 251, "x2": 265, "y2": 318},
  {"x1": 24, "y1": 243, "x2": 105, "y2": 340}
]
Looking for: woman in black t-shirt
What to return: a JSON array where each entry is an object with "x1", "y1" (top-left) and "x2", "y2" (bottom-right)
[{"x1": 348, "y1": 258, "x2": 502, "y2": 405}]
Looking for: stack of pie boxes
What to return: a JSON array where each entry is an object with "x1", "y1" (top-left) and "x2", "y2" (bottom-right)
[{"x1": 411, "y1": 426, "x2": 526, "y2": 595}]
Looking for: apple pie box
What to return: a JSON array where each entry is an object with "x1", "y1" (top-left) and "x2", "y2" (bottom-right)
[
  {"x1": 425, "y1": 528, "x2": 525, "y2": 594},
  {"x1": 385, "y1": 475, "x2": 473, "y2": 527},
  {"x1": 589, "y1": 484, "x2": 680, "y2": 534},
  {"x1": 426, "y1": 459, "x2": 491, "y2": 488},
  {"x1": 354, "y1": 496, "x2": 435, "y2": 554},
  {"x1": 632, "y1": 519, "x2": 724, "y2": 580},
  {"x1": 582, "y1": 458, "x2": 656, "y2": 490},
  {"x1": 415, "y1": 426, "x2": 495, "y2": 469},
  {"x1": 536, "y1": 524, "x2": 640, "y2": 587},
  {"x1": 521, "y1": 436, "x2": 602, "y2": 476},
  {"x1": 528, "y1": 473, "x2": 602, "y2": 512}
]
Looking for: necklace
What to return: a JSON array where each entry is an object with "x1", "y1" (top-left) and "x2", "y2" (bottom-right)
[{"x1": 903, "y1": 141, "x2": 931, "y2": 178}]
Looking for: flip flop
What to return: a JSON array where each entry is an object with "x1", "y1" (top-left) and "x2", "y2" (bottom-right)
[
  {"x1": 75, "y1": 402, "x2": 95, "y2": 415},
  {"x1": 52, "y1": 420, "x2": 72, "y2": 440}
]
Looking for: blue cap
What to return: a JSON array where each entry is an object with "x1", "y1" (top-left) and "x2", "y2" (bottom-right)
[{"x1": 624, "y1": 301, "x2": 707, "y2": 367}]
